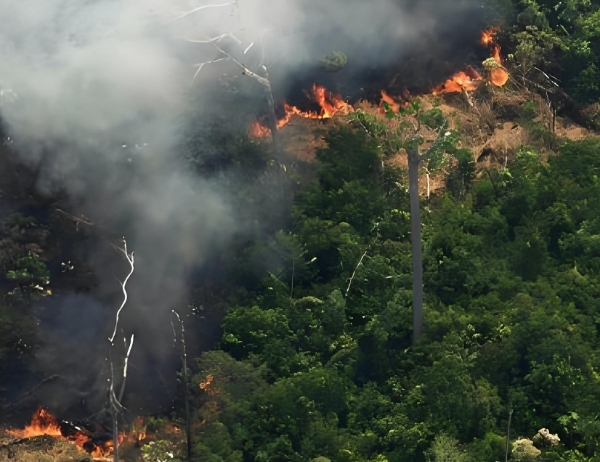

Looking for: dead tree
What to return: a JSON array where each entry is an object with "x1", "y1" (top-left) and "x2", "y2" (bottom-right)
[
  {"x1": 505, "y1": 405, "x2": 513, "y2": 462},
  {"x1": 172, "y1": 310, "x2": 192, "y2": 461},
  {"x1": 350, "y1": 103, "x2": 452, "y2": 344},
  {"x1": 106, "y1": 239, "x2": 135, "y2": 462},
  {"x1": 178, "y1": 4, "x2": 280, "y2": 150}
]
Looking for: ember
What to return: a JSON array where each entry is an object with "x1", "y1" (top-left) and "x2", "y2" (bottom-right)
[{"x1": 248, "y1": 120, "x2": 271, "y2": 139}]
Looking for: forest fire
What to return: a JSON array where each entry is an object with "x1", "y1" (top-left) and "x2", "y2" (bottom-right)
[
  {"x1": 432, "y1": 27, "x2": 508, "y2": 95},
  {"x1": 249, "y1": 83, "x2": 353, "y2": 138},
  {"x1": 4, "y1": 406, "x2": 123, "y2": 459},
  {"x1": 431, "y1": 65, "x2": 483, "y2": 95},
  {"x1": 248, "y1": 27, "x2": 509, "y2": 138},
  {"x1": 481, "y1": 27, "x2": 509, "y2": 87},
  {"x1": 248, "y1": 120, "x2": 272, "y2": 138}
]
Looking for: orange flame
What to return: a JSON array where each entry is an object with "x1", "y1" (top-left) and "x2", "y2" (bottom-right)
[
  {"x1": 249, "y1": 28, "x2": 509, "y2": 136},
  {"x1": 249, "y1": 84, "x2": 353, "y2": 138},
  {"x1": 481, "y1": 27, "x2": 500, "y2": 47},
  {"x1": 5, "y1": 406, "x2": 123, "y2": 459},
  {"x1": 200, "y1": 374, "x2": 221, "y2": 396},
  {"x1": 380, "y1": 90, "x2": 401, "y2": 113},
  {"x1": 432, "y1": 65, "x2": 483, "y2": 95},
  {"x1": 6, "y1": 406, "x2": 62, "y2": 439},
  {"x1": 248, "y1": 120, "x2": 272, "y2": 139},
  {"x1": 481, "y1": 27, "x2": 509, "y2": 86},
  {"x1": 431, "y1": 27, "x2": 508, "y2": 94},
  {"x1": 491, "y1": 68, "x2": 509, "y2": 87}
]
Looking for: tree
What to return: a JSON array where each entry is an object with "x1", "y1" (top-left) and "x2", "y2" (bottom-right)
[
  {"x1": 178, "y1": 3, "x2": 280, "y2": 149},
  {"x1": 348, "y1": 102, "x2": 456, "y2": 344},
  {"x1": 103, "y1": 239, "x2": 136, "y2": 462}
]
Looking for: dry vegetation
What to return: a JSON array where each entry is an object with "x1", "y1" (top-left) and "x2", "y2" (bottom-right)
[{"x1": 0, "y1": 436, "x2": 92, "y2": 462}]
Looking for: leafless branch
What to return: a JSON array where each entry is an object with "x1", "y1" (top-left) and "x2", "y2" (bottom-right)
[
  {"x1": 191, "y1": 57, "x2": 227, "y2": 85},
  {"x1": 117, "y1": 334, "x2": 135, "y2": 402},
  {"x1": 185, "y1": 33, "x2": 241, "y2": 45},
  {"x1": 533, "y1": 67, "x2": 560, "y2": 87},
  {"x1": 346, "y1": 250, "x2": 368, "y2": 297},
  {"x1": 208, "y1": 41, "x2": 271, "y2": 87},
  {"x1": 108, "y1": 239, "x2": 134, "y2": 343},
  {"x1": 14, "y1": 375, "x2": 62, "y2": 404},
  {"x1": 173, "y1": 2, "x2": 236, "y2": 20}
]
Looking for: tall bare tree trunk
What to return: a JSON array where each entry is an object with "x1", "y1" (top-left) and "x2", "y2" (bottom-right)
[
  {"x1": 260, "y1": 68, "x2": 279, "y2": 153},
  {"x1": 112, "y1": 412, "x2": 119, "y2": 462},
  {"x1": 172, "y1": 311, "x2": 192, "y2": 461},
  {"x1": 505, "y1": 405, "x2": 513, "y2": 462},
  {"x1": 181, "y1": 323, "x2": 192, "y2": 461},
  {"x1": 408, "y1": 147, "x2": 423, "y2": 344}
]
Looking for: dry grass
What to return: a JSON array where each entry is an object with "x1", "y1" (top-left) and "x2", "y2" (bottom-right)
[{"x1": 0, "y1": 436, "x2": 91, "y2": 462}]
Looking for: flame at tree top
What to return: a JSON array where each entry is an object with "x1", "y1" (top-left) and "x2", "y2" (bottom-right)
[{"x1": 431, "y1": 27, "x2": 508, "y2": 96}]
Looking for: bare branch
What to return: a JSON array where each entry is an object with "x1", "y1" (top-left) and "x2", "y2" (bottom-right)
[
  {"x1": 191, "y1": 57, "x2": 227, "y2": 85},
  {"x1": 173, "y1": 2, "x2": 236, "y2": 20},
  {"x1": 346, "y1": 250, "x2": 368, "y2": 298},
  {"x1": 185, "y1": 33, "x2": 241, "y2": 45},
  {"x1": 54, "y1": 208, "x2": 94, "y2": 228},
  {"x1": 117, "y1": 334, "x2": 135, "y2": 402},
  {"x1": 109, "y1": 239, "x2": 135, "y2": 343},
  {"x1": 533, "y1": 66, "x2": 560, "y2": 87},
  {"x1": 122, "y1": 334, "x2": 134, "y2": 380},
  {"x1": 208, "y1": 41, "x2": 271, "y2": 87}
]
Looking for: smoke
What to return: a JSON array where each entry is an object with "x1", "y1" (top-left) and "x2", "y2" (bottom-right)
[{"x1": 0, "y1": 0, "x2": 483, "y2": 414}]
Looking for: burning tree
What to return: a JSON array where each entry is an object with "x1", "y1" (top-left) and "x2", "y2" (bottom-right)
[{"x1": 178, "y1": 2, "x2": 281, "y2": 148}]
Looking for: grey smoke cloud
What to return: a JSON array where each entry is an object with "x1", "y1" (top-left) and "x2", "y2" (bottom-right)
[{"x1": 0, "y1": 0, "x2": 482, "y2": 412}]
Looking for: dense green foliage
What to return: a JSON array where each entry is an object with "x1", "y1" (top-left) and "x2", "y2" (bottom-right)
[
  {"x1": 0, "y1": 213, "x2": 49, "y2": 369},
  {"x1": 4, "y1": 3, "x2": 600, "y2": 461},
  {"x1": 186, "y1": 128, "x2": 600, "y2": 462},
  {"x1": 486, "y1": 0, "x2": 600, "y2": 109}
]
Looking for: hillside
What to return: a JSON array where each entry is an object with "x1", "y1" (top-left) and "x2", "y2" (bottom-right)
[{"x1": 3, "y1": 0, "x2": 600, "y2": 461}]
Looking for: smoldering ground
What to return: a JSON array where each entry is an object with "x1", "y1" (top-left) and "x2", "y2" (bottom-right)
[{"x1": 0, "y1": 0, "x2": 486, "y2": 416}]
